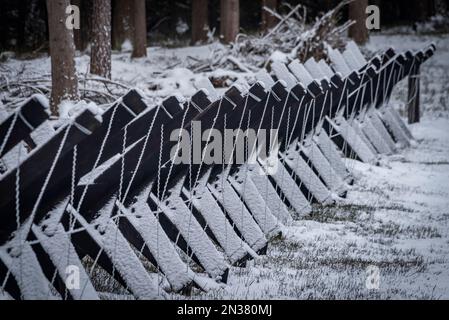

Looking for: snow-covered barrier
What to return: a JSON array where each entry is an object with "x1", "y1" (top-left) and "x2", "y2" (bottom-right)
[{"x1": 0, "y1": 42, "x2": 436, "y2": 299}]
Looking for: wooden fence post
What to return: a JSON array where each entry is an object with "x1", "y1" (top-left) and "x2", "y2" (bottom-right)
[{"x1": 407, "y1": 66, "x2": 421, "y2": 124}]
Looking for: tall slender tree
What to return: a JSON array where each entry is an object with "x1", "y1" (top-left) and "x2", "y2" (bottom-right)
[
  {"x1": 90, "y1": 0, "x2": 112, "y2": 78},
  {"x1": 131, "y1": 0, "x2": 147, "y2": 58},
  {"x1": 46, "y1": 0, "x2": 79, "y2": 116},
  {"x1": 191, "y1": 0, "x2": 209, "y2": 44},
  {"x1": 261, "y1": 0, "x2": 277, "y2": 32},
  {"x1": 348, "y1": 0, "x2": 369, "y2": 45},
  {"x1": 112, "y1": 0, "x2": 134, "y2": 50},
  {"x1": 220, "y1": 0, "x2": 239, "y2": 43},
  {"x1": 72, "y1": 0, "x2": 92, "y2": 51}
]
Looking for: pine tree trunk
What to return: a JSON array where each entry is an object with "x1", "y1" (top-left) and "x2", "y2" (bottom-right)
[
  {"x1": 72, "y1": 0, "x2": 91, "y2": 51},
  {"x1": 46, "y1": 0, "x2": 79, "y2": 116},
  {"x1": 131, "y1": 0, "x2": 147, "y2": 58},
  {"x1": 112, "y1": 0, "x2": 134, "y2": 50},
  {"x1": 90, "y1": 0, "x2": 112, "y2": 78},
  {"x1": 191, "y1": 0, "x2": 209, "y2": 44},
  {"x1": 348, "y1": 0, "x2": 369, "y2": 45},
  {"x1": 220, "y1": 0, "x2": 239, "y2": 43},
  {"x1": 435, "y1": 0, "x2": 448, "y2": 13},
  {"x1": 261, "y1": 0, "x2": 277, "y2": 32},
  {"x1": 413, "y1": 0, "x2": 431, "y2": 22}
]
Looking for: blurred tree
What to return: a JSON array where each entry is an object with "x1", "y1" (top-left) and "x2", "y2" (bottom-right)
[
  {"x1": 90, "y1": 0, "x2": 111, "y2": 78},
  {"x1": 348, "y1": 0, "x2": 369, "y2": 44},
  {"x1": 72, "y1": 0, "x2": 92, "y2": 52},
  {"x1": 192, "y1": 0, "x2": 209, "y2": 44},
  {"x1": 112, "y1": 0, "x2": 134, "y2": 50},
  {"x1": 132, "y1": 0, "x2": 147, "y2": 57},
  {"x1": 220, "y1": 0, "x2": 239, "y2": 43},
  {"x1": 46, "y1": 0, "x2": 79, "y2": 115},
  {"x1": 261, "y1": 0, "x2": 277, "y2": 32}
]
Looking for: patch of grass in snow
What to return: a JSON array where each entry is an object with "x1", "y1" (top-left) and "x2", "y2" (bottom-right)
[
  {"x1": 362, "y1": 221, "x2": 441, "y2": 239},
  {"x1": 305, "y1": 203, "x2": 374, "y2": 223},
  {"x1": 81, "y1": 255, "x2": 129, "y2": 296}
]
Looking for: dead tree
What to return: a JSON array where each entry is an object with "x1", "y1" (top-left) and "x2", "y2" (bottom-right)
[
  {"x1": 46, "y1": 0, "x2": 79, "y2": 116},
  {"x1": 191, "y1": 0, "x2": 209, "y2": 44},
  {"x1": 90, "y1": 0, "x2": 112, "y2": 78},
  {"x1": 348, "y1": 0, "x2": 369, "y2": 45},
  {"x1": 112, "y1": 0, "x2": 134, "y2": 50},
  {"x1": 131, "y1": 0, "x2": 147, "y2": 58},
  {"x1": 261, "y1": 0, "x2": 277, "y2": 32},
  {"x1": 220, "y1": 0, "x2": 239, "y2": 43}
]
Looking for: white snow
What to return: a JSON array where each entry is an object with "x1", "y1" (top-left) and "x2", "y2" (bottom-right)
[
  {"x1": 187, "y1": 117, "x2": 449, "y2": 299},
  {"x1": 186, "y1": 168, "x2": 251, "y2": 264},
  {"x1": 282, "y1": 143, "x2": 333, "y2": 204},
  {"x1": 30, "y1": 121, "x2": 55, "y2": 146},
  {"x1": 261, "y1": 158, "x2": 312, "y2": 216},
  {"x1": 31, "y1": 223, "x2": 99, "y2": 300},
  {"x1": 314, "y1": 130, "x2": 352, "y2": 181},
  {"x1": 229, "y1": 165, "x2": 281, "y2": 237},
  {"x1": 208, "y1": 174, "x2": 268, "y2": 252},
  {"x1": 115, "y1": 190, "x2": 194, "y2": 292},
  {"x1": 0, "y1": 242, "x2": 61, "y2": 300},
  {"x1": 301, "y1": 140, "x2": 347, "y2": 195},
  {"x1": 150, "y1": 186, "x2": 229, "y2": 279},
  {"x1": 68, "y1": 204, "x2": 162, "y2": 299},
  {"x1": 329, "y1": 115, "x2": 378, "y2": 163}
]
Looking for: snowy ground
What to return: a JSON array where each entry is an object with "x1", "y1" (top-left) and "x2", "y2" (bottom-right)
[
  {"x1": 1, "y1": 33, "x2": 448, "y2": 299},
  {"x1": 182, "y1": 117, "x2": 449, "y2": 299}
]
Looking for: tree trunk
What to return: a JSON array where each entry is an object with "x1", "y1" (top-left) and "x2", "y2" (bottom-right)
[
  {"x1": 191, "y1": 0, "x2": 209, "y2": 44},
  {"x1": 46, "y1": 0, "x2": 79, "y2": 116},
  {"x1": 413, "y1": 0, "x2": 430, "y2": 22},
  {"x1": 220, "y1": 0, "x2": 239, "y2": 43},
  {"x1": 348, "y1": 0, "x2": 369, "y2": 45},
  {"x1": 131, "y1": 0, "x2": 147, "y2": 58},
  {"x1": 90, "y1": 0, "x2": 111, "y2": 78},
  {"x1": 261, "y1": 0, "x2": 277, "y2": 32},
  {"x1": 434, "y1": 0, "x2": 448, "y2": 13},
  {"x1": 112, "y1": 0, "x2": 134, "y2": 50},
  {"x1": 72, "y1": 0, "x2": 92, "y2": 51}
]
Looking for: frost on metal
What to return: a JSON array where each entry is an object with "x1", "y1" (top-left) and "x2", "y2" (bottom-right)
[
  {"x1": 0, "y1": 242, "x2": 60, "y2": 300},
  {"x1": 246, "y1": 163, "x2": 293, "y2": 225},
  {"x1": 378, "y1": 108, "x2": 412, "y2": 147},
  {"x1": 116, "y1": 185, "x2": 193, "y2": 292},
  {"x1": 150, "y1": 187, "x2": 229, "y2": 279},
  {"x1": 229, "y1": 165, "x2": 281, "y2": 237},
  {"x1": 31, "y1": 223, "x2": 99, "y2": 300},
  {"x1": 282, "y1": 144, "x2": 333, "y2": 204},
  {"x1": 328, "y1": 116, "x2": 378, "y2": 164},
  {"x1": 261, "y1": 158, "x2": 312, "y2": 216},
  {"x1": 68, "y1": 204, "x2": 161, "y2": 299},
  {"x1": 313, "y1": 130, "x2": 352, "y2": 181},
  {"x1": 187, "y1": 186, "x2": 251, "y2": 264},
  {"x1": 359, "y1": 116, "x2": 394, "y2": 154},
  {"x1": 288, "y1": 60, "x2": 314, "y2": 86},
  {"x1": 368, "y1": 111, "x2": 398, "y2": 152},
  {"x1": 208, "y1": 174, "x2": 267, "y2": 253},
  {"x1": 301, "y1": 140, "x2": 347, "y2": 195}
]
